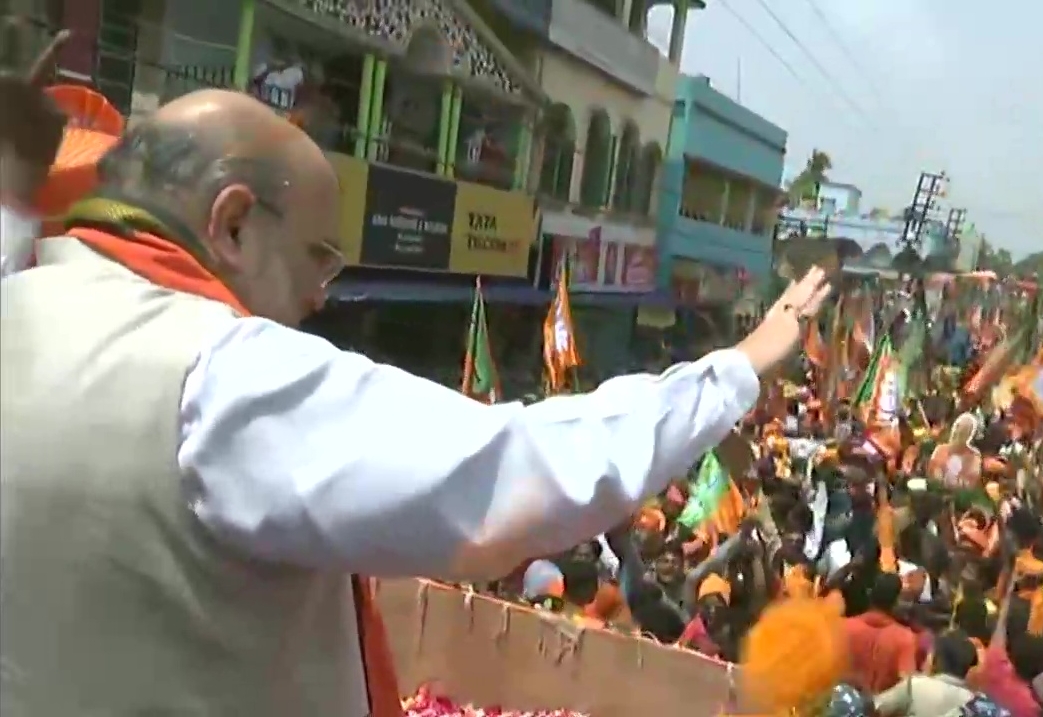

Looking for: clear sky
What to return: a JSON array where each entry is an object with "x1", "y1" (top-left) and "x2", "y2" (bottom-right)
[{"x1": 646, "y1": 0, "x2": 1040, "y2": 259}]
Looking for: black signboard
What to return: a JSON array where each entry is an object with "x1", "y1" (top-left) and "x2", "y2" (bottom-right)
[{"x1": 360, "y1": 164, "x2": 456, "y2": 270}]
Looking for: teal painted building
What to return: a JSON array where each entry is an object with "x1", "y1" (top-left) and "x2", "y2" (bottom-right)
[{"x1": 657, "y1": 75, "x2": 787, "y2": 298}]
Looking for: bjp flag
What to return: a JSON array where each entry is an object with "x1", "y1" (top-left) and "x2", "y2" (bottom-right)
[
  {"x1": 542, "y1": 253, "x2": 581, "y2": 392},
  {"x1": 1007, "y1": 350, "x2": 1043, "y2": 437}
]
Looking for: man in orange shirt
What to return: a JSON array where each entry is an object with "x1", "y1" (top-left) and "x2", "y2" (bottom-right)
[{"x1": 844, "y1": 572, "x2": 919, "y2": 692}]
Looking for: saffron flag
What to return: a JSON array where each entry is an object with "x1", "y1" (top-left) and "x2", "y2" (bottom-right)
[
  {"x1": 461, "y1": 278, "x2": 499, "y2": 403},
  {"x1": 961, "y1": 323, "x2": 1031, "y2": 409},
  {"x1": 542, "y1": 253, "x2": 580, "y2": 392},
  {"x1": 853, "y1": 334, "x2": 904, "y2": 460},
  {"x1": 802, "y1": 318, "x2": 828, "y2": 369},
  {"x1": 853, "y1": 334, "x2": 903, "y2": 423},
  {"x1": 1009, "y1": 347, "x2": 1043, "y2": 431},
  {"x1": 847, "y1": 291, "x2": 876, "y2": 373}
]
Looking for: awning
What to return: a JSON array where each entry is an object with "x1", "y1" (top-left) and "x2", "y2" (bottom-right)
[
  {"x1": 328, "y1": 278, "x2": 675, "y2": 308},
  {"x1": 572, "y1": 289, "x2": 675, "y2": 309},
  {"x1": 328, "y1": 279, "x2": 547, "y2": 304}
]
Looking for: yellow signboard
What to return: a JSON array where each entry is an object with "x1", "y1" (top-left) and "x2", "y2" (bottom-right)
[
  {"x1": 448, "y1": 180, "x2": 536, "y2": 277},
  {"x1": 326, "y1": 151, "x2": 368, "y2": 266},
  {"x1": 328, "y1": 153, "x2": 537, "y2": 277}
]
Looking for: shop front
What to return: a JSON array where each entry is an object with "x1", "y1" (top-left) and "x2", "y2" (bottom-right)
[
  {"x1": 306, "y1": 151, "x2": 542, "y2": 386},
  {"x1": 328, "y1": 152, "x2": 537, "y2": 287}
]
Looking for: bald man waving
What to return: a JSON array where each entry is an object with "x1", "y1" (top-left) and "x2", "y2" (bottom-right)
[{"x1": 0, "y1": 89, "x2": 831, "y2": 716}]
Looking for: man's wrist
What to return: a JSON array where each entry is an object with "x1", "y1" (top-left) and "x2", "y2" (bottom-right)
[{"x1": 735, "y1": 312, "x2": 802, "y2": 376}]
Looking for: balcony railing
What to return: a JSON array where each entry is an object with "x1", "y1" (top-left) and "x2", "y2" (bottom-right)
[
  {"x1": 546, "y1": 0, "x2": 659, "y2": 95},
  {"x1": 35, "y1": 12, "x2": 533, "y2": 193}
]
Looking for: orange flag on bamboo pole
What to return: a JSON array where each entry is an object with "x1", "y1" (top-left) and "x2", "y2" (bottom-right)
[
  {"x1": 1006, "y1": 347, "x2": 1043, "y2": 437},
  {"x1": 848, "y1": 291, "x2": 875, "y2": 374},
  {"x1": 803, "y1": 318, "x2": 828, "y2": 369},
  {"x1": 822, "y1": 294, "x2": 847, "y2": 427},
  {"x1": 961, "y1": 325, "x2": 1031, "y2": 409},
  {"x1": 543, "y1": 254, "x2": 581, "y2": 392}
]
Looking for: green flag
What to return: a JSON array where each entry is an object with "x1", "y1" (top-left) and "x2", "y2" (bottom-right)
[
  {"x1": 677, "y1": 452, "x2": 731, "y2": 530},
  {"x1": 461, "y1": 281, "x2": 499, "y2": 403},
  {"x1": 899, "y1": 310, "x2": 928, "y2": 393},
  {"x1": 899, "y1": 312, "x2": 927, "y2": 370}
]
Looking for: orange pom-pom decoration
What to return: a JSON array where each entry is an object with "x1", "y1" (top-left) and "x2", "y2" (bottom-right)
[
  {"x1": 35, "y1": 86, "x2": 123, "y2": 230},
  {"x1": 739, "y1": 597, "x2": 848, "y2": 714}
]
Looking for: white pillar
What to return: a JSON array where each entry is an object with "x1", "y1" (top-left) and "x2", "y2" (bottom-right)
[
  {"x1": 744, "y1": 187, "x2": 756, "y2": 232},
  {"x1": 718, "y1": 179, "x2": 730, "y2": 225},
  {"x1": 620, "y1": 0, "x2": 634, "y2": 25}
]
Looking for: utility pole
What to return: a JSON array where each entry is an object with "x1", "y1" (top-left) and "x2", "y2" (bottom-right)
[
  {"x1": 898, "y1": 170, "x2": 948, "y2": 253},
  {"x1": 893, "y1": 171, "x2": 950, "y2": 352},
  {"x1": 944, "y1": 208, "x2": 967, "y2": 254}
]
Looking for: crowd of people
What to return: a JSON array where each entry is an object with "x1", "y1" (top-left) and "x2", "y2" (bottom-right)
[{"x1": 460, "y1": 328, "x2": 1043, "y2": 716}]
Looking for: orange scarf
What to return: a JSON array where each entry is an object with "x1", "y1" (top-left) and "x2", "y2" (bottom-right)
[{"x1": 66, "y1": 226, "x2": 403, "y2": 717}]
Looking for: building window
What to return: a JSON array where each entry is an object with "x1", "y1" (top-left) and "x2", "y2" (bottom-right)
[
  {"x1": 578, "y1": 107, "x2": 612, "y2": 208},
  {"x1": 633, "y1": 141, "x2": 662, "y2": 215},
  {"x1": 680, "y1": 160, "x2": 726, "y2": 224},
  {"x1": 611, "y1": 121, "x2": 640, "y2": 212},
  {"x1": 456, "y1": 85, "x2": 523, "y2": 191},
  {"x1": 724, "y1": 179, "x2": 752, "y2": 231},
  {"x1": 751, "y1": 188, "x2": 779, "y2": 236},
  {"x1": 537, "y1": 103, "x2": 577, "y2": 202}
]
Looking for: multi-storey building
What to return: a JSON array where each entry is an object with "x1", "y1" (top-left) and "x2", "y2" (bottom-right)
[
  {"x1": 658, "y1": 73, "x2": 786, "y2": 314},
  {"x1": 13, "y1": 0, "x2": 695, "y2": 379},
  {"x1": 520, "y1": 0, "x2": 700, "y2": 371}
]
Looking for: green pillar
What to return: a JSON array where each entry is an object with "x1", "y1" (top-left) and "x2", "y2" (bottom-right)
[
  {"x1": 366, "y1": 59, "x2": 387, "y2": 161},
  {"x1": 233, "y1": 0, "x2": 257, "y2": 91},
  {"x1": 436, "y1": 80, "x2": 454, "y2": 175},
  {"x1": 445, "y1": 86, "x2": 463, "y2": 178},
  {"x1": 353, "y1": 54, "x2": 376, "y2": 158},
  {"x1": 513, "y1": 121, "x2": 532, "y2": 191}
]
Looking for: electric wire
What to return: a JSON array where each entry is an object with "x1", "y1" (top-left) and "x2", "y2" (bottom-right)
[
  {"x1": 745, "y1": 0, "x2": 875, "y2": 124},
  {"x1": 714, "y1": 0, "x2": 807, "y2": 90},
  {"x1": 798, "y1": 0, "x2": 886, "y2": 103},
  {"x1": 716, "y1": 0, "x2": 863, "y2": 130}
]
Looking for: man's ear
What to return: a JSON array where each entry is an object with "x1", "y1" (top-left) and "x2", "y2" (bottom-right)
[{"x1": 206, "y1": 184, "x2": 255, "y2": 266}]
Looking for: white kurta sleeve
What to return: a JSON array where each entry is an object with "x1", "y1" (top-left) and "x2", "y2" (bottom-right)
[
  {"x1": 0, "y1": 207, "x2": 39, "y2": 278},
  {"x1": 178, "y1": 316, "x2": 760, "y2": 580}
]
